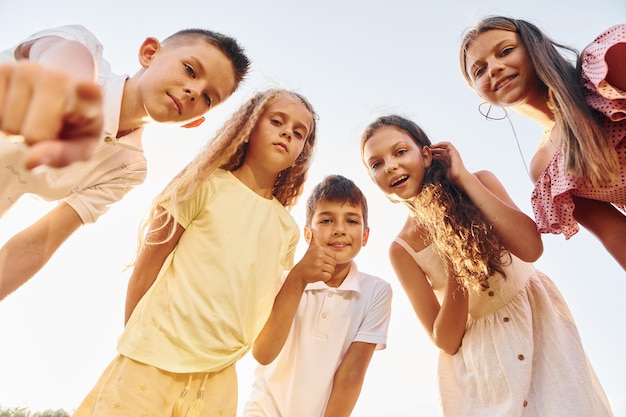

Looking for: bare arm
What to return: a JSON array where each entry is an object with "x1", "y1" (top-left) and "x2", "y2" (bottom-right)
[
  {"x1": 322, "y1": 342, "x2": 377, "y2": 417},
  {"x1": 252, "y1": 229, "x2": 335, "y2": 365},
  {"x1": 431, "y1": 142, "x2": 543, "y2": 261},
  {"x1": 390, "y1": 225, "x2": 468, "y2": 354},
  {"x1": 251, "y1": 270, "x2": 307, "y2": 365},
  {"x1": 571, "y1": 196, "x2": 626, "y2": 269},
  {"x1": 0, "y1": 35, "x2": 103, "y2": 168},
  {"x1": 124, "y1": 214, "x2": 184, "y2": 324},
  {"x1": 0, "y1": 202, "x2": 82, "y2": 300}
]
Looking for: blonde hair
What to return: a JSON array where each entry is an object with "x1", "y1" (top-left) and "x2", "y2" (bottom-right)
[
  {"x1": 361, "y1": 115, "x2": 508, "y2": 292},
  {"x1": 139, "y1": 88, "x2": 317, "y2": 248},
  {"x1": 460, "y1": 16, "x2": 620, "y2": 187}
]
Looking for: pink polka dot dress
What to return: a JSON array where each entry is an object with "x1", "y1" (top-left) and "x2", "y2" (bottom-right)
[{"x1": 531, "y1": 24, "x2": 626, "y2": 238}]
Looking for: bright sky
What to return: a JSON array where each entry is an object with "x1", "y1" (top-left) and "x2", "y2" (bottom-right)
[{"x1": 0, "y1": 1, "x2": 624, "y2": 416}]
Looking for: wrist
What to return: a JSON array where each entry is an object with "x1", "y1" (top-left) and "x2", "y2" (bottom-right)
[{"x1": 284, "y1": 269, "x2": 308, "y2": 293}]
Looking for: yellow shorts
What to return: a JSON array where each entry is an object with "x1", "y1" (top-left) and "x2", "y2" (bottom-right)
[{"x1": 73, "y1": 354, "x2": 237, "y2": 417}]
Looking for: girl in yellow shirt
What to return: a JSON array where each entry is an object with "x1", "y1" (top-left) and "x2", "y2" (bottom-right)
[{"x1": 73, "y1": 88, "x2": 318, "y2": 417}]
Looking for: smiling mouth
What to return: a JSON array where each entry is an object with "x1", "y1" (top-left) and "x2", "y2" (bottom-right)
[
  {"x1": 494, "y1": 75, "x2": 516, "y2": 91},
  {"x1": 390, "y1": 175, "x2": 408, "y2": 187}
]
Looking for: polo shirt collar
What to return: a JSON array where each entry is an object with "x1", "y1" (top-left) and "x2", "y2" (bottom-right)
[
  {"x1": 102, "y1": 74, "x2": 127, "y2": 141},
  {"x1": 305, "y1": 261, "x2": 360, "y2": 293},
  {"x1": 101, "y1": 75, "x2": 144, "y2": 151}
]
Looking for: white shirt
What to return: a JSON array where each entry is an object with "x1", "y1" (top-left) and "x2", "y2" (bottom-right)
[
  {"x1": 0, "y1": 25, "x2": 146, "y2": 223},
  {"x1": 243, "y1": 262, "x2": 392, "y2": 417}
]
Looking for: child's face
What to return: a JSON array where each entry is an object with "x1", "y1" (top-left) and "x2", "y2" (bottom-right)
[
  {"x1": 363, "y1": 125, "x2": 431, "y2": 201},
  {"x1": 245, "y1": 95, "x2": 313, "y2": 174},
  {"x1": 137, "y1": 38, "x2": 237, "y2": 125},
  {"x1": 464, "y1": 29, "x2": 542, "y2": 108},
  {"x1": 306, "y1": 200, "x2": 369, "y2": 267}
]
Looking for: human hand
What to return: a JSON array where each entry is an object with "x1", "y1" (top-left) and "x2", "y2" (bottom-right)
[
  {"x1": 429, "y1": 141, "x2": 470, "y2": 184},
  {"x1": 0, "y1": 61, "x2": 104, "y2": 169},
  {"x1": 292, "y1": 229, "x2": 336, "y2": 284}
]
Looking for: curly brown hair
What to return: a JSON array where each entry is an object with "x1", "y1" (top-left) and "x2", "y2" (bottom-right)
[{"x1": 361, "y1": 115, "x2": 509, "y2": 291}]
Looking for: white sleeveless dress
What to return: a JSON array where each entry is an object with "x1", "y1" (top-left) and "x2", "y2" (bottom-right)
[{"x1": 394, "y1": 238, "x2": 613, "y2": 417}]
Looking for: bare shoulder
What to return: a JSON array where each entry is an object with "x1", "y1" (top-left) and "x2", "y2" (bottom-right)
[
  {"x1": 472, "y1": 170, "x2": 521, "y2": 208},
  {"x1": 473, "y1": 169, "x2": 497, "y2": 182},
  {"x1": 473, "y1": 169, "x2": 506, "y2": 191},
  {"x1": 392, "y1": 216, "x2": 429, "y2": 255}
]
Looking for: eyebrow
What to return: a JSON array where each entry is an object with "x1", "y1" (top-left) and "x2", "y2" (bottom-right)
[
  {"x1": 316, "y1": 210, "x2": 363, "y2": 218},
  {"x1": 468, "y1": 39, "x2": 514, "y2": 73},
  {"x1": 365, "y1": 140, "x2": 411, "y2": 164},
  {"x1": 271, "y1": 110, "x2": 311, "y2": 135},
  {"x1": 365, "y1": 154, "x2": 379, "y2": 165},
  {"x1": 189, "y1": 56, "x2": 224, "y2": 104}
]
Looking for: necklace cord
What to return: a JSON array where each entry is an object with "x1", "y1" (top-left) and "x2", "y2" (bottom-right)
[{"x1": 479, "y1": 102, "x2": 531, "y2": 178}]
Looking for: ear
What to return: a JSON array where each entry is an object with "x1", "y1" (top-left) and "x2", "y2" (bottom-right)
[
  {"x1": 138, "y1": 37, "x2": 161, "y2": 68},
  {"x1": 361, "y1": 227, "x2": 370, "y2": 246},
  {"x1": 181, "y1": 117, "x2": 205, "y2": 128},
  {"x1": 303, "y1": 226, "x2": 313, "y2": 244},
  {"x1": 422, "y1": 145, "x2": 433, "y2": 168}
]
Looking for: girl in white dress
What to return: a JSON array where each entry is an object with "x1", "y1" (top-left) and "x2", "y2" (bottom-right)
[{"x1": 360, "y1": 114, "x2": 613, "y2": 417}]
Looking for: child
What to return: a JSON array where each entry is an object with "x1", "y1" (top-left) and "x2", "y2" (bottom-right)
[
  {"x1": 0, "y1": 25, "x2": 250, "y2": 300},
  {"x1": 243, "y1": 174, "x2": 392, "y2": 417},
  {"x1": 360, "y1": 114, "x2": 613, "y2": 417},
  {"x1": 72, "y1": 88, "x2": 317, "y2": 417},
  {"x1": 459, "y1": 17, "x2": 626, "y2": 269}
]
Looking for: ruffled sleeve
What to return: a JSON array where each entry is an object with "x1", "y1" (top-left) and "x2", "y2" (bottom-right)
[
  {"x1": 531, "y1": 25, "x2": 626, "y2": 239},
  {"x1": 581, "y1": 24, "x2": 626, "y2": 123},
  {"x1": 531, "y1": 148, "x2": 579, "y2": 239}
]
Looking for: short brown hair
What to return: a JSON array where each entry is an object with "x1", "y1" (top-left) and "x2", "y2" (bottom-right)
[
  {"x1": 164, "y1": 28, "x2": 250, "y2": 85},
  {"x1": 305, "y1": 175, "x2": 368, "y2": 227}
]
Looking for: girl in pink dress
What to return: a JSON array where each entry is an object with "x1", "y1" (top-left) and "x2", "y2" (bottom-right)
[{"x1": 460, "y1": 16, "x2": 626, "y2": 269}]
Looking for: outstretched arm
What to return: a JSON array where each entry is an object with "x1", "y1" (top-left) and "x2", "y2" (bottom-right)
[
  {"x1": 1, "y1": 35, "x2": 103, "y2": 168},
  {"x1": 571, "y1": 196, "x2": 626, "y2": 269},
  {"x1": 252, "y1": 229, "x2": 335, "y2": 365},
  {"x1": 430, "y1": 142, "x2": 543, "y2": 261},
  {"x1": 0, "y1": 202, "x2": 82, "y2": 300},
  {"x1": 124, "y1": 213, "x2": 184, "y2": 324},
  {"x1": 322, "y1": 341, "x2": 377, "y2": 417},
  {"x1": 390, "y1": 222, "x2": 468, "y2": 354}
]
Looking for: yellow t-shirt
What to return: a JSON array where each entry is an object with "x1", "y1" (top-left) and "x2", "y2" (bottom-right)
[{"x1": 118, "y1": 169, "x2": 299, "y2": 373}]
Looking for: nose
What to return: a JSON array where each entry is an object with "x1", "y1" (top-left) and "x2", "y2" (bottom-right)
[
  {"x1": 488, "y1": 58, "x2": 505, "y2": 78},
  {"x1": 281, "y1": 129, "x2": 292, "y2": 141},
  {"x1": 333, "y1": 224, "x2": 345, "y2": 235},
  {"x1": 185, "y1": 87, "x2": 200, "y2": 103},
  {"x1": 384, "y1": 161, "x2": 398, "y2": 173}
]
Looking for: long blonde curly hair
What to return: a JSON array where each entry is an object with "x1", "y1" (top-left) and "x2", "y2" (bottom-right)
[
  {"x1": 361, "y1": 115, "x2": 508, "y2": 292},
  {"x1": 139, "y1": 88, "x2": 318, "y2": 248}
]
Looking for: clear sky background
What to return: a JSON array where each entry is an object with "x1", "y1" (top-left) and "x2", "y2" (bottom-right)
[{"x1": 0, "y1": 1, "x2": 624, "y2": 416}]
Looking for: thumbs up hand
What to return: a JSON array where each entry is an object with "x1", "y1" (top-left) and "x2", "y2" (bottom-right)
[{"x1": 291, "y1": 228, "x2": 336, "y2": 284}]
